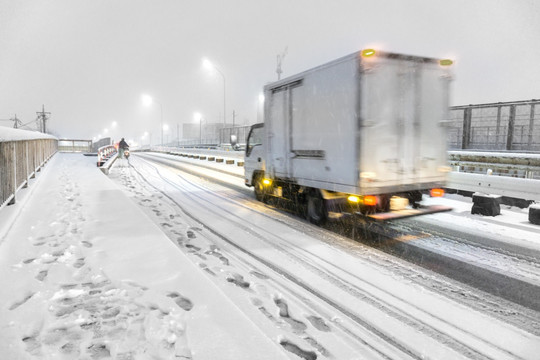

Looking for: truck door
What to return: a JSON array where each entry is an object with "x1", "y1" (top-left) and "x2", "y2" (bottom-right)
[{"x1": 267, "y1": 86, "x2": 290, "y2": 178}]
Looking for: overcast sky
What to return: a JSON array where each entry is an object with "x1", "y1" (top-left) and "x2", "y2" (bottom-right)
[{"x1": 1, "y1": 0, "x2": 539, "y2": 141}]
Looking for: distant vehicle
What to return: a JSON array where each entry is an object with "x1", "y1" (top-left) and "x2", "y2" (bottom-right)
[{"x1": 244, "y1": 49, "x2": 453, "y2": 223}]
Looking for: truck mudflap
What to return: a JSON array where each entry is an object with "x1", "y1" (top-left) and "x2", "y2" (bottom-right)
[{"x1": 367, "y1": 205, "x2": 452, "y2": 221}]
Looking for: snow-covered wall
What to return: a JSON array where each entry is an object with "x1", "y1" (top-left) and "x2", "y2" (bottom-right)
[
  {"x1": 0, "y1": 127, "x2": 57, "y2": 142},
  {"x1": 0, "y1": 129, "x2": 57, "y2": 209}
]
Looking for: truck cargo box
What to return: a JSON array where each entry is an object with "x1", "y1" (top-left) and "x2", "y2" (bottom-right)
[{"x1": 263, "y1": 50, "x2": 452, "y2": 196}]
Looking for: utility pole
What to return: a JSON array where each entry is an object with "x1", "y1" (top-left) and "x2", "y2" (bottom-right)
[
  {"x1": 276, "y1": 46, "x2": 288, "y2": 80},
  {"x1": 36, "y1": 105, "x2": 51, "y2": 133},
  {"x1": 11, "y1": 114, "x2": 23, "y2": 129}
]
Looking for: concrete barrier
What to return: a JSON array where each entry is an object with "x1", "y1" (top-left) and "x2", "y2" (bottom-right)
[
  {"x1": 530, "y1": 205, "x2": 540, "y2": 225},
  {"x1": 471, "y1": 193, "x2": 501, "y2": 216}
]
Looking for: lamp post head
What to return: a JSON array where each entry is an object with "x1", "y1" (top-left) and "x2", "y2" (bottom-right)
[
  {"x1": 141, "y1": 94, "x2": 153, "y2": 107},
  {"x1": 202, "y1": 58, "x2": 213, "y2": 71}
]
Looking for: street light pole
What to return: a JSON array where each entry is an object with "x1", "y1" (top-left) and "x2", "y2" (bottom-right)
[
  {"x1": 194, "y1": 112, "x2": 203, "y2": 146},
  {"x1": 203, "y1": 58, "x2": 226, "y2": 127},
  {"x1": 141, "y1": 94, "x2": 164, "y2": 146},
  {"x1": 158, "y1": 101, "x2": 163, "y2": 146},
  {"x1": 216, "y1": 68, "x2": 226, "y2": 127}
]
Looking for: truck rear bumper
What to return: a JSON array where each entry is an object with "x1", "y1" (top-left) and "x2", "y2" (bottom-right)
[{"x1": 366, "y1": 205, "x2": 452, "y2": 221}]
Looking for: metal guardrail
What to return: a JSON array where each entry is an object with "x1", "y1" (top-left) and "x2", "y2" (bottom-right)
[
  {"x1": 58, "y1": 139, "x2": 92, "y2": 152},
  {"x1": 140, "y1": 148, "x2": 540, "y2": 203},
  {"x1": 449, "y1": 150, "x2": 540, "y2": 179},
  {"x1": 0, "y1": 135, "x2": 58, "y2": 209},
  {"x1": 97, "y1": 145, "x2": 118, "y2": 175},
  {"x1": 97, "y1": 145, "x2": 117, "y2": 167},
  {"x1": 447, "y1": 172, "x2": 540, "y2": 202}
]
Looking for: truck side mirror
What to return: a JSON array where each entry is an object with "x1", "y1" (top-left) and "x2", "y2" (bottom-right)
[{"x1": 230, "y1": 135, "x2": 238, "y2": 150}]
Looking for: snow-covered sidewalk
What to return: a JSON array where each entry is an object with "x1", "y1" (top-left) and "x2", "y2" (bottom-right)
[{"x1": 0, "y1": 153, "x2": 289, "y2": 359}]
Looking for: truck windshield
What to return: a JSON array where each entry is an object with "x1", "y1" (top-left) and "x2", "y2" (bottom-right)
[{"x1": 246, "y1": 125, "x2": 263, "y2": 156}]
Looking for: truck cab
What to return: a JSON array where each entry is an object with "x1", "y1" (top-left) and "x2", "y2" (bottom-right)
[{"x1": 244, "y1": 123, "x2": 265, "y2": 196}]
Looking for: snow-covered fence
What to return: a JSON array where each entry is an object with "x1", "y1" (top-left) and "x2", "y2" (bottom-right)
[
  {"x1": 0, "y1": 128, "x2": 57, "y2": 209},
  {"x1": 448, "y1": 99, "x2": 540, "y2": 151}
]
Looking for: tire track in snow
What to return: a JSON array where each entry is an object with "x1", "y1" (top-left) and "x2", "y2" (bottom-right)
[
  {"x1": 125, "y1": 156, "x2": 513, "y2": 360},
  {"x1": 138, "y1": 152, "x2": 540, "y2": 336}
]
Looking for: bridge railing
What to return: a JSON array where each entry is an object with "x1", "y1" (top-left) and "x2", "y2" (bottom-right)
[
  {"x1": 0, "y1": 128, "x2": 58, "y2": 209},
  {"x1": 97, "y1": 145, "x2": 117, "y2": 167},
  {"x1": 448, "y1": 99, "x2": 540, "y2": 151}
]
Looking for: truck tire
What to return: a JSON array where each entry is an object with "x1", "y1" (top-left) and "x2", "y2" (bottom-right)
[
  {"x1": 253, "y1": 175, "x2": 267, "y2": 203},
  {"x1": 307, "y1": 190, "x2": 328, "y2": 225}
]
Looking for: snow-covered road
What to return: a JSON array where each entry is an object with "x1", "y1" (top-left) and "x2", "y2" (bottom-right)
[
  {"x1": 137, "y1": 152, "x2": 540, "y2": 311},
  {"x1": 1, "y1": 152, "x2": 539, "y2": 359},
  {"x1": 115, "y1": 152, "x2": 540, "y2": 359}
]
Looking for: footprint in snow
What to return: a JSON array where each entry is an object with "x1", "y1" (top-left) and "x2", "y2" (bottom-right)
[
  {"x1": 251, "y1": 300, "x2": 279, "y2": 325},
  {"x1": 226, "y1": 273, "x2": 250, "y2": 289},
  {"x1": 274, "y1": 298, "x2": 307, "y2": 332},
  {"x1": 280, "y1": 339, "x2": 317, "y2": 360},
  {"x1": 167, "y1": 292, "x2": 194, "y2": 311},
  {"x1": 87, "y1": 343, "x2": 110, "y2": 359},
  {"x1": 205, "y1": 248, "x2": 230, "y2": 266},
  {"x1": 306, "y1": 315, "x2": 331, "y2": 332},
  {"x1": 35, "y1": 270, "x2": 48, "y2": 282},
  {"x1": 73, "y1": 258, "x2": 85, "y2": 269},
  {"x1": 303, "y1": 336, "x2": 330, "y2": 357},
  {"x1": 22, "y1": 334, "x2": 42, "y2": 355},
  {"x1": 194, "y1": 253, "x2": 207, "y2": 260},
  {"x1": 185, "y1": 244, "x2": 201, "y2": 252},
  {"x1": 9, "y1": 292, "x2": 36, "y2": 310},
  {"x1": 199, "y1": 262, "x2": 216, "y2": 276}
]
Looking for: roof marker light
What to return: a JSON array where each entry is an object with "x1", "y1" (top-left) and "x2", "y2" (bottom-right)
[
  {"x1": 361, "y1": 49, "x2": 376, "y2": 57},
  {"x1": 440, "y1": 59, "x2": 453, "y2": 66}
]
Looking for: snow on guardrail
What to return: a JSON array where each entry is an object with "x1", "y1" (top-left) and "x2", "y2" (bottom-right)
[
  {"x1": 97, "y1": 145, "x2": 117, "y2": 174},
  {"x1": 135, "y1": 148, "x2": 540, "y2": 223},
  {"x1": 447, "y1": 172, "x2": 540, "y2": 202}
]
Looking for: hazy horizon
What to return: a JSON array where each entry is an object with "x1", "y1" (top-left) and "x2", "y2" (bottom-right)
[{"x1": 1, "y1": 0, "x2": 539, "y2": 142}]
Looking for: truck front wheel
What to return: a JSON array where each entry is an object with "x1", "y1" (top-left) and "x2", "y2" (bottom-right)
[
  {"x1": 307, "y1": 190, "x2": 328, "y2": 225},
  {"x1": 253, "y1": 175, "x2": 267, "y2": 202}
]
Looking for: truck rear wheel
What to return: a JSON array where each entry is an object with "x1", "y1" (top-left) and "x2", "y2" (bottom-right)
[{"x1": 307, "y1": 190, "x2": 328, "y2": 225}]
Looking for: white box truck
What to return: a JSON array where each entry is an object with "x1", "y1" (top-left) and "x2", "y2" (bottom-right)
[{"x1": 244, "y1": 49, "x2": 453, "y2": 223}]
